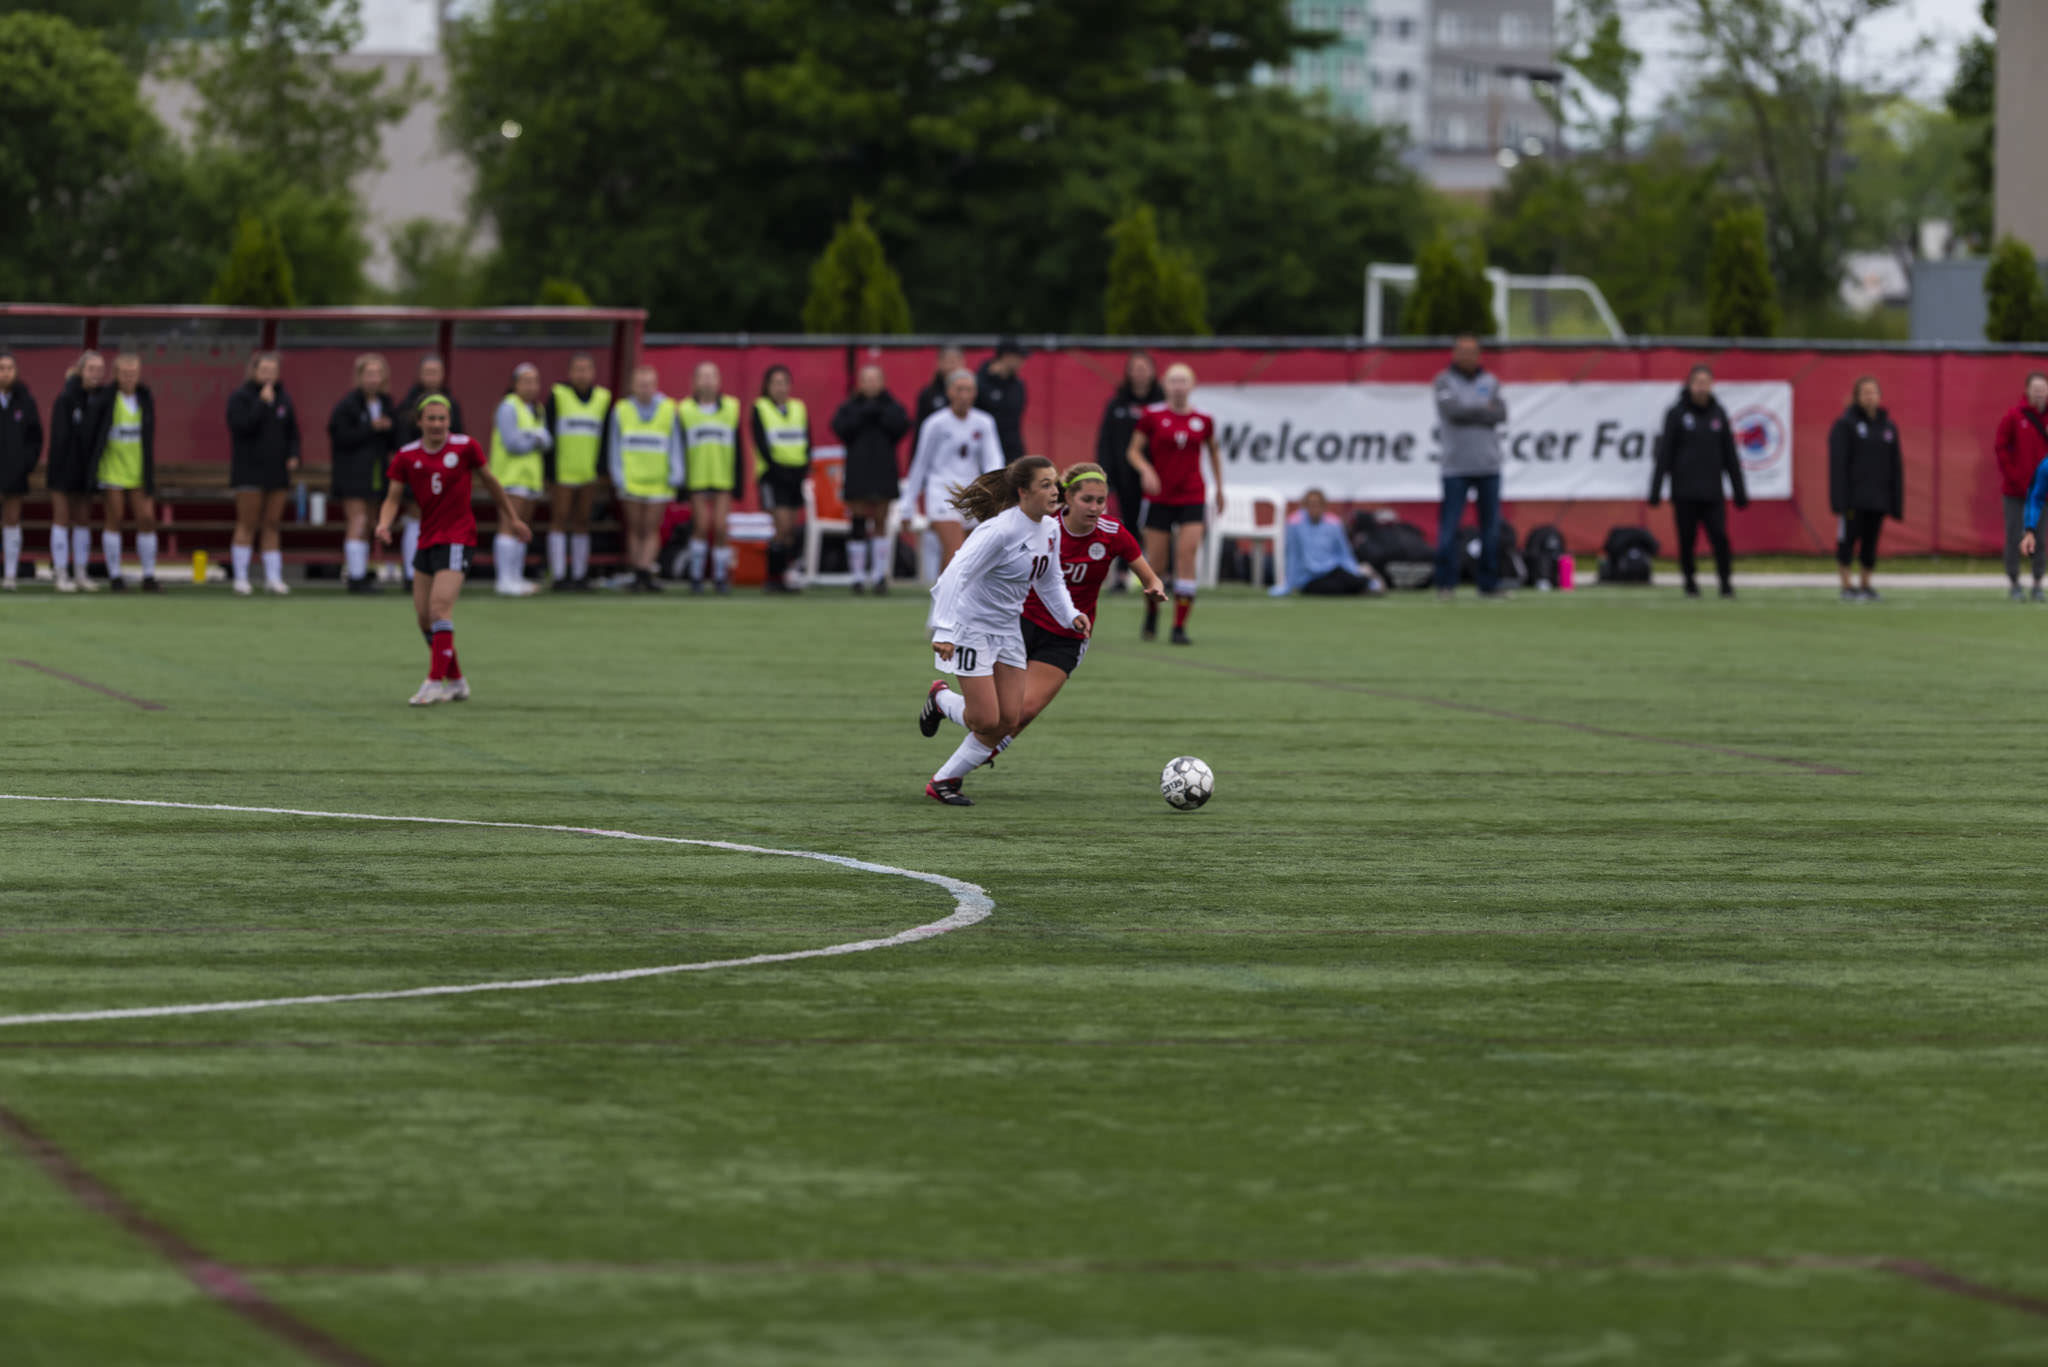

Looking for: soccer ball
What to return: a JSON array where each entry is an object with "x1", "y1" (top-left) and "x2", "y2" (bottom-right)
[{"x1": 1161, "y1": 756, "x2": 1214, "y2": 811}]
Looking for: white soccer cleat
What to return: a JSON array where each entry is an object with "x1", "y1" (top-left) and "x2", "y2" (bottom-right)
[
  {"x1": 409, "y1": 678, "x2": 453, "y2": 706},
  {"x1": 264, "y1": 580, "x2": 291, "y2": 596},
  {"x1": 2, "y1": 576, "x2": 15, "y2": 592},
  {"x1": 445, "y1": 676, "x2": 470, "y2": 701},
  {"x1": 54, "y1": 575, "x2": 76, "y2": 594},
  {"x1": 232, "y1": 579, "x2": 253, "y2": 596},
  {"x1": 75, "y1": 575, "x2": 100, "y2": 593}
]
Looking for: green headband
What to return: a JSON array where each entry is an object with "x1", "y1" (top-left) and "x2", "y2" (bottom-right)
[
  {"x1": 1062, "y1": 472, "x2": 1108, "y2": 490},
  {"x1": 416, "y1": 394, "x2": 452, "y2": 413}
]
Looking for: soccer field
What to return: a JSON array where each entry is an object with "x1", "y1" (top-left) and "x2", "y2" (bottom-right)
[{"x1": 3, "y1": 583, "x2": 2045, "y2": 1366}]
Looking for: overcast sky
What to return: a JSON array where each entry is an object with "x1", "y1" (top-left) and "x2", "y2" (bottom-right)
[{"x1": 1626, "y1": 0, "x2": 1989, "y2": 109}]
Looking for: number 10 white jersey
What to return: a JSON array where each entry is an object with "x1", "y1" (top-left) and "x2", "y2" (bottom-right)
[{"x1": 928, "y1": 506, "x2": 1081, "y2": 642}]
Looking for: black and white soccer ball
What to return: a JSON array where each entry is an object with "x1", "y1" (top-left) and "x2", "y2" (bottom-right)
[{"x1": 1161, "y1": 756, "x2": 1214, "y2": 811}]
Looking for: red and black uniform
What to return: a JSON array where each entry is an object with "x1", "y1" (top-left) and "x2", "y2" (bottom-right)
[
  {"x1": 387, "y1": 433, "x2": 487, "y2": 574},
  {"x1": 1134, "y1": 404, "x2": 1213, "y2": 530},
  {"x1": 1021, "y1": 515, "x2": 1142, "y2": 674},
  {"x1": 1995, "y1": 393, "x2": 2048, "y2": 586}
]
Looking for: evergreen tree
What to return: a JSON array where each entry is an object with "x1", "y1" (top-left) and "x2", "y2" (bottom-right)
[
  {"x1": 208, "y1": 213, "x2": 295, "y2": 306},
  {"x1": 800, "y1": 201, "x2": 912, "y2": 334},
  {"x1": 1103, "y1": 203, "x2": 1210, "y2": 335},
  {"x1": 1983, "y1": 235, "x2": 2048, "y2": 344},
  {"x1": 537, "y1": 278, "x2": 593, "y2": 306},
  {"x1": 1705, "y1": 207, "x2": 1780, "y2": 339},
  {"x1": 1405, "y1": 234, "x2": 1495, "y2": 336}
]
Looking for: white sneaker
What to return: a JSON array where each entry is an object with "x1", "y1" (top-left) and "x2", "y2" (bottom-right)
[
  {"x1": 2, "y1": 576, "x2": 15, "y2": 592},
  {"x1": 75, "y1": 575, "x2": 100, "y2": 593},
  {"x1": 445, "y1": 676, "x2": 470, "y2": 702},
  {"x1": 233, "y1": 578, "x2": 253, "y2": 597},
  {"x1": 408, "y1": 678, "x2": 453, "y2": 706},
  {"x1": 264, "y1": 580, "x2": 291, "y2": 596},
  {"x1": 54, "y1": 574, "x2": 76, "y2": 594},
  {"x1": 495, "y1": 580, "x2": 539, "y2": 597}
]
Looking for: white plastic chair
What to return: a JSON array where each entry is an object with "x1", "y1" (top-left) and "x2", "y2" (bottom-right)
[{"x1": 1199, "y1": 487, "x2": 1287, "y2": 589}]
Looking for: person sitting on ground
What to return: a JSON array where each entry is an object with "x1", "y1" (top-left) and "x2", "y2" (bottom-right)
[{"x1": 1270, "y1": 489, "x2": 1385, "y2": 597}]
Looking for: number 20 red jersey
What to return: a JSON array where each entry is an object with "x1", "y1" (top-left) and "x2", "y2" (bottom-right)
[
  {"x1": 1023, "y1": 516, "x2": 1143, "y2": 640},
  {"x1": 386, "y1": 435, "x2": 488, "y2": 549}
]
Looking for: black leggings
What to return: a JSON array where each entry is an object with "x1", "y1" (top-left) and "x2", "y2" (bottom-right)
[
  {"x1": 1672, "y1": 498, "x2": 1732, "y2": 589},
  {"x1": 1108, "y1": 464, "x2": 1146, "y2": 543},
  {"x1": 1837, "y1": 510, "x2": 1884, "y2": 570}
]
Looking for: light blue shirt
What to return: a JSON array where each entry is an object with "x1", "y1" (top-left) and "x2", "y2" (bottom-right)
[{"x1": 1271, "y1": 514, "x2": 1365, "y2": 595}]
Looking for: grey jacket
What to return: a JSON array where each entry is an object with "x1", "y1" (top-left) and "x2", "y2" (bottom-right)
[{"x1": 1434, "y1": 365, "x2": 1507, "y2": 476}]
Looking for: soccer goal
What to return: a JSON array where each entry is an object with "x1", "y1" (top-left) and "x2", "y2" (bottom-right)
[{"x1": 1363, "y1": 264, "x2": 1625, "y2": 342}]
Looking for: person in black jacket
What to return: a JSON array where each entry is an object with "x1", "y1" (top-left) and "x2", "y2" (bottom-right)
[
  {"x1": 226, "y1": 351, "x2": 302, "y2": 596},
  {"x1": 0, "y1": 351, "x2": 43, "y2": 590},
  {"x1": 1648, "y1": 364, "x2": 1749, "y2": 598},
  {"x1": 1828, "y1": 376, "x2": 1905, "y2": 602},
  {"x1": 975, "y1": 337, "x2": 1029, "y2": 464},
  {"x1": 393, "y1": 356, "x2": 464, "y2": 584},
  {"x1": 1094, "y1": 350, "x2": 1164, "y2": 590},
  {"x1": 831, "y1": 362, "x2": 911, "y2": 594},
  {"x1": 328, "y1": 353, "x2": 398, "y2": 594},
  {"x1": 85, "y1": 353, "x2": 160, "y2": 591},
  {"x1": 45, "y1": 350, "x2": 106, "y2": 592},
  {"x1": 913, "y1": 344, "x2": 965, "y2": 447}
]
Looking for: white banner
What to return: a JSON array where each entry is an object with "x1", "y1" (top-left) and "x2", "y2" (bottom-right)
[{"x1": 1202, "y1": 382, "x2": 1793, "y2": 502}]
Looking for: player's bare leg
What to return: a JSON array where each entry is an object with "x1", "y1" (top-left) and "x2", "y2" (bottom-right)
[
  {"x1": 259, "y1": 489, "x2": 290, "y2": 594},
  {"x1": 935, "y1": 520, "x2": 966, "y2": 571},
  {"x1": 411, "y1": 568, "x2": 467, "y2": 704},
  {"x1": 927, "y1": 665, "x2": 1024, "y2": 806},
  {"x1": 1169, "y1": 520, "x2": 1204, "y2": 645},
  {"x1": 1141, "y1": 526, "x2": 1171, "y2": 638}
]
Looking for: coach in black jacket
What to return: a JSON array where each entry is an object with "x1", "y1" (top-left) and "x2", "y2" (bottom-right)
[
  {"x1": 1828, "y1": 377, "x2": 1905, "y2": 601},
  {"x1": 975, "y1": 337, "x2": 1029, "y2": 464},
  {"x1": 1648, "y1": 364, "x2": 1748, "y2": 598},
  {"x1": 1095, "y1": 351, "x2": 1164, "y2": 533},
  {"x1": 0, "y1": 353, "x2": 42, "y2": 588}
]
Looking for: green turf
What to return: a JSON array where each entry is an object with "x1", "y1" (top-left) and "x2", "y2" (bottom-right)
[{"x1": 2, "y1": 582, "x2": 2046, "y2": 1366}]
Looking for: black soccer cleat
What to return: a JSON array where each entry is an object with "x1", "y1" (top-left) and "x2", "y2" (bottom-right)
[
  {"x1": 140, "y1": 577, "x2": 162, "y2": 593},
  {"x1": 925, "y1": 778, "x2": 973, "y2": 806},
  {"x1": 919, "y1": 680, "x2": 948, "y2": 738},
  {"x1": 1171, "y1": 626, "x2": 1192, "y2": 646}
]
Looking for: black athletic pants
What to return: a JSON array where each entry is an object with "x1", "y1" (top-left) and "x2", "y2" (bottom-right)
[
  {"x1": 1672, "y1": 497, "x2": 1733, "y2": 590},
  {"x1": 1836, "y1": 509, "x2": 1884, "y2": 570},
  {"x1": 1301, "y1": 567, "x2": 1372, "y2": 596}
]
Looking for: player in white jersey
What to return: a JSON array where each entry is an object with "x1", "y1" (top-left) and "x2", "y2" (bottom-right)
[
  {"x1": 922, "y1": 456, "x2": 1089, "y2": 806},
  {"x1": 901, "y1": 368, "x2": 1005, "y2": 570}
]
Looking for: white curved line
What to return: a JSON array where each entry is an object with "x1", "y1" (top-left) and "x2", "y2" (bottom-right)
[{"x1": 0, "y1": 796, "x2": 994, "y2": 1027}]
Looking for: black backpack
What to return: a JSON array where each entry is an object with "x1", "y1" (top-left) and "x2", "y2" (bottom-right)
[
  {"x1": 1599, "y1": 525, "x2": 1660, "y2": 585},
  {"x1": 1460, "y1": 520, "x2": 1522, "y2": 586},
  {"x1": 1523, "y1": 524, "x2": 1567, "y2": 588},
  {"x1": 1351, "y1": 514, "x2": 1434, "y2": 588}
]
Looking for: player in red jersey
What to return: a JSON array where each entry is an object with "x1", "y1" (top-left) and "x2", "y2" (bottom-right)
[
  {"x1": 921, "y1": 463, "x2": 1164, "y2": 753},
  {"x1": 374, "y1": 395, "x2": 531, "y2": 706},
  {"x1": 1127, "y1": 362, "x2": 1223, "y2": 645}
]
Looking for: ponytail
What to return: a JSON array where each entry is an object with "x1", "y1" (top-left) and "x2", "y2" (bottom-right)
[{"x1": 950, "y1": 455, "x2": 1054, "y2": 523}]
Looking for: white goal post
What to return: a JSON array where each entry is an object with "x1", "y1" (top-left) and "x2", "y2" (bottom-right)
[{"x1": 1364, "y1": 263, "x2": 1626, "y2": 342}]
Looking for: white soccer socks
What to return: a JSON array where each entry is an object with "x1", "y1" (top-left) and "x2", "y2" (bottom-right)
[
  {"x1": 547, "y1": 530, "x2": 567, "y2": 581},
  {"x1": 935, "y1": 733, "x2": 995, "y2": 782},
  {"x1": 570, "y1": 532, "x2": 591, "y2": 581},
  {"x1": 136, "y1": 532, "x2": 158, "y2": 580}
]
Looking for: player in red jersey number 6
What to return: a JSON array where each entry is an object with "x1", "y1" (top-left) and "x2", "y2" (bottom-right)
[
  {"x1": 1127, "y1": 362, "x2": 1223, "y2": 645},
  {"x1": 374, "y1": 395, "x2": 531, "y2": 706},
  {"x1": 922, "y1": 457, "x2": 1090, "y2": 806},
  {"x1": 923, "y1": 462, "x2": 1165, "y2": 754}
]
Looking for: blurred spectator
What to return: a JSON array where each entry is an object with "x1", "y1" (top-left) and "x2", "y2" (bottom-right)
[
  {"x1": 1993, "y1": 371, "x2": 2048, "y2": 601},
  {"x1": 546, "y1": 353, "x2": 611, "y2": 591},
  {"x1": 1648, "y1": 363, "x2": 1749, "y2": 599},
  {"x1": 976, "y1": 336, "x2": 1029, "y2": 464},
  {"x1": 903, "y1": 368, "x2": 1003, "y2": 571},
  {"x1": 831, "y1": 362, "x2": 910, "y2": 594},
  {"x1": 915, "y1": 344, "x2": 965, "y2": 442},
  {"x1": 393, "y1": 356, "x2": 463, "y2": 585},
  {"x1": 608, "y1": 363, "x2": 682, "y2": 594},
  {"x1": 0, "y1": 350, "x2": 44, "y2": 590},
  {"x1": 1271, "y1": 489, "x2": 1384, "y2": 596},
  {"x1": 46, "y1": 350, "x2": 106, "y2": 593},
  {"x1": 328, "y1": 352, "x2": 397, "y2": 594},
  {"x1": 86, "y1": 353, "x2": 159, "y2": 591},
  {"x1": 488, "y1": 363, "x2": 552, "y2": 596},
  {"x1": 1828, "y1": 376, "x2": 1904, "y2": 603},
  {"x1": 226, "y1": 351, "x2": 300, "y2": 596},
  {"x1": 1431, "y1": 334, "x2": 1508, "y2": 600},
  {"x1": 752, "y1": 365, "x2": 811, "y2": 591},
  {"x1": 1094, "y1": 350, "x2": 1164, "y2": 580},
  {"x1": 679, "y1": 361, "x2": 741, "y2": 593}
]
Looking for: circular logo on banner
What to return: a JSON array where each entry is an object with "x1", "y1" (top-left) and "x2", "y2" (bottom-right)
[
  {"x1": 443, "y1": 451, "x2": 460, "y2": 468},
  {"x1": 1089, "y1": 542, "x2": 1107, "y2": 561},
  {"x1": 1732, "y1": 407, "x2": 1786, "y2": 476}
]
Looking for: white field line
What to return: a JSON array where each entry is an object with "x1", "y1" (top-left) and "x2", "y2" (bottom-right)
[{"x1": 0, "y1": 796, "x2": 993, "y2": 1027}]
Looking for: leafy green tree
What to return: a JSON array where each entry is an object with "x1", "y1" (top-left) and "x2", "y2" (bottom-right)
[
  {"x1": 209, "y1": 213, "x2": 295, "y2": 306},
  {"x1": 537, "y1": 278, "x2": 594, "y2": 307},
  {"x1": 1945, "y1": 1, "x2": 1995, "y2": 250},
  {"x1": 386, "y1": 219, "x2": 491, "y2": 307},
  {"x1": 1405, "y1": 234, "x2": 1496, "y2": 337},
  {"x1": 1706, "y1": 207, "x2": 1781, "y2": 338},
  {"x1": 1102, "y1": 203, "x2": 1209, "y2": 335},
  {"x1": 168, "y1": 150, "x2": 367, "y2": 304},
  {"x1": 801, "y1": 201, "x2": 913, "y2": 333},
  {"x1": 1983, "y1": 236, "x2": 2048, "y2": 344}
]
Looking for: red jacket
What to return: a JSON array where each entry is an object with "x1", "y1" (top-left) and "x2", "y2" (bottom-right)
[{"x1": 1995, "y1": 397, "x2": 2048, "y2": 497}]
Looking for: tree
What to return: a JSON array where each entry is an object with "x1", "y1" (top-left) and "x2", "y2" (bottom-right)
[
  {"x1": 1102, "y1": 203, "x2": 1209, "y2": 336},
  {"x1": 1946, "y1": 1, "x2": 1995, "y2": 250},
  {"x1": 1707, "y1": 207, "x2": 1781, "y2": 338},
  {"x1": 800, "y1": 201, "x2": 913, "y2": 334},
  {"x1": 1652, "y1": 0, "x2": 1919, "y2": 305},
  {"x1": 0, "y1": 0, "x2": 182, "y2": 69},
  {"x1": 1983, "y1": 236, "x2": 2048, "y2": 343},
  {"x1": 209, "y1": 214, "x2": 296, "y2": 306},
  {"x1": 387, "y1": 219, "x2": 491, "y2": 307},
  {"x1": 537, "y1": 279, "x2": 593, "y2": 307},
  {"x1": 1406, "y1": 234, "x2": 1496, "y2": 337}
]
